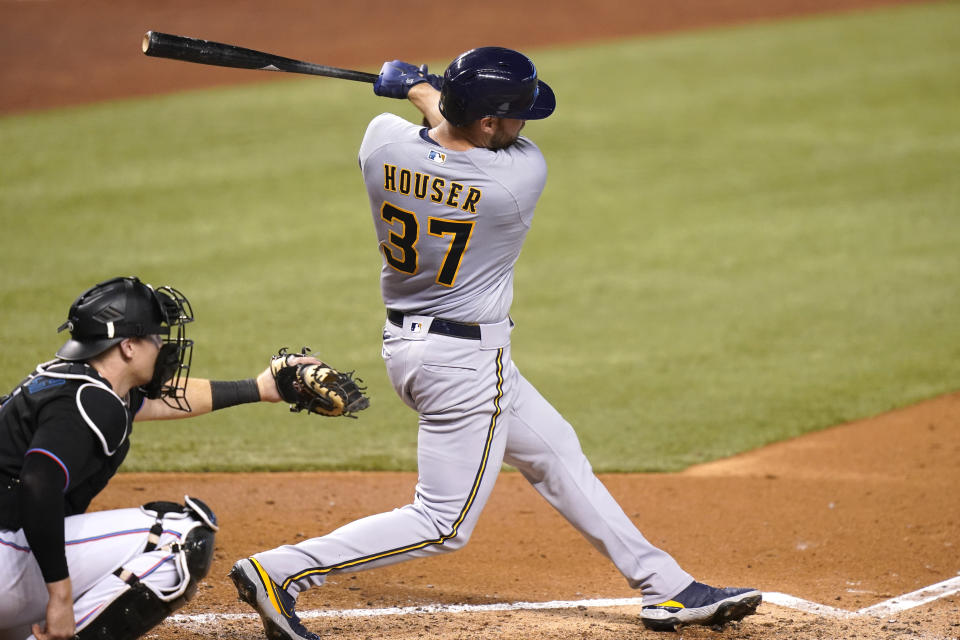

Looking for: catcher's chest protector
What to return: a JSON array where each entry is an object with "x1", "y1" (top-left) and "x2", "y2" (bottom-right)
[{"x1": 0, "y1": 361, "x2": 136, "y2": 528}]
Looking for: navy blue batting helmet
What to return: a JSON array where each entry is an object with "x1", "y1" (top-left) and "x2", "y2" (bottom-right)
[{"x1": 439, "y1": 47, "x2": 556, "y2": 127}]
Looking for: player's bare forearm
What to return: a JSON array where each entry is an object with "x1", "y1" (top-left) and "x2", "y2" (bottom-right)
[
  {"x1": 34, "y1": 578, "x2": 75, "y2": 640},
  {"x1": 134, "y1": 354, "x2": 321, "y2": 420},
  {"x1": 409, "y1": 84, "x2": 443, "y2": 127},
  {"x1": 136, "y1": 378, "x2": 214, "y2": 420}
]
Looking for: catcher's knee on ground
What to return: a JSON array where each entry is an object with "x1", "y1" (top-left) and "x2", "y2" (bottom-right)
[{"x1": 75, "y1": 496, "x2": 218, "y2": 640}]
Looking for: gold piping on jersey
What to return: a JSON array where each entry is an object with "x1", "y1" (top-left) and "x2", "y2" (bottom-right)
[
  {"x1": 430, "y1": 177, "x2": 445, "y2": 203},
  {"x1": 413, "y1": 172, "x2": 429, "y2": 199},
  {"x1": 280, "y1": 348, "x2": 506, "y2": 591},
  {"x1": 460, "y1": 187, "x2": 482, "y2": 214},
  {"x1": 445, "y1": 182, "x2": 463, "y2": 208},
  {"x1": 398, "y1": 169, "x2": 411, "y2": 194},
  {"x1": 383, "y1": 164, "x2": 482, "y2": 214},
  {"x1": 379, "y1": 202, "x2": 419, "y2": 275},
  {"x1": 429, "y1": 217, "x2": 476, "y2": 287},
  {"x1": 383, "y1": 163, "x2": 397, "y2": 191}
]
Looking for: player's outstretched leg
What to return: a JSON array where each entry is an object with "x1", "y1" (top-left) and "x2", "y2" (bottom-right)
[
  {"x1": 640, "y1": 581, "x2": 761, "y2": 631},
  {"x1": 229, "y1": 558, "x2": 320, "y2": 640}
]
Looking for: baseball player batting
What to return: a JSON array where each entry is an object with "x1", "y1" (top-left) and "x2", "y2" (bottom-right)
[
  {"x1": 0, "y1": 276, "x2": 362, "y2": 640},
  {"x1": 231, "y1": 47, "x2": 761, "y2": 637}
]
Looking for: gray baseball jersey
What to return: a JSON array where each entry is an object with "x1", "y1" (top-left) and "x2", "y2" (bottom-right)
[
  {"x1": 249, "y1": 113, "x2": 693, "y2": 613},
  {"x1": 359, "y1": 113, "x2": 546, "y2": 323}
]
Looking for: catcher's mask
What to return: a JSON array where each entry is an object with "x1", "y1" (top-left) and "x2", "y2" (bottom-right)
[
  {"x1": 56, "y1": 276, "x2": 195, "y2": 411},
  {"x1": 439, "y1": 46, "x2": 555, "y2": 127}
]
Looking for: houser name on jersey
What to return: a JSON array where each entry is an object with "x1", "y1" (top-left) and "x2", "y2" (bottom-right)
[{"x1": 383, "y1": 163, "x2": 482, "y2": 214}]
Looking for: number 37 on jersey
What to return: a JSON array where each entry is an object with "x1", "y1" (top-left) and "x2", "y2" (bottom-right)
[{"x1": 379, "y1": 163, "x2": 483, "y2": 288}]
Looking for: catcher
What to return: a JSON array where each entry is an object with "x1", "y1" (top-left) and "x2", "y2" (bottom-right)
[{"x1": 0, "y1": 276, "x2": 368, "y2": 640}]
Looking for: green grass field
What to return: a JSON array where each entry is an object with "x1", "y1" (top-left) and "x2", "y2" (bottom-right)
[{"x1": 1, "y1": 2, "x2": 957, "y2": 472}]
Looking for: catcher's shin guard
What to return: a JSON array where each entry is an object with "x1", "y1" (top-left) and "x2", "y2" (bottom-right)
[
  {"x1": 76, "y1": 496, "x2": 218, "y2": 639},
  {"x1": 74, "y1": 582, "x2": 175, "y2": 640}
]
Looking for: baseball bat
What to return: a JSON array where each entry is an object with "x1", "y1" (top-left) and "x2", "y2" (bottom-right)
[{"x1": 141, "y1": 31, "x2": 379, "y2": 84}]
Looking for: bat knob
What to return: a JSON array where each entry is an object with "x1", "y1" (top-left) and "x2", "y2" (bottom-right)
[{"x1": 142, "y1": 31, "x2": 154, "y2": 54}]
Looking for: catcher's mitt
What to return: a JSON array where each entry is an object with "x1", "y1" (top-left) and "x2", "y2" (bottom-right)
[{"x1": 271, "y1": 347, "x2": 370, "y2": 418}]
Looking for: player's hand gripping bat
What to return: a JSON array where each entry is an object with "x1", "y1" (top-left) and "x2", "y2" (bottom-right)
[{"x1": 142, "y1": 31, "x2": 379, "y2": 84}]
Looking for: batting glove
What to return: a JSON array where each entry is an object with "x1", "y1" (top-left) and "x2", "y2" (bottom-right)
[{"x1": 373, "y1": 60, "x2": 443, "y2": 99}]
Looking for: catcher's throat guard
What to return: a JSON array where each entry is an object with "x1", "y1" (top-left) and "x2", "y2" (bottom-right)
[{"x1": 140, "y1": 285, "x2": 194, "y2": 410}]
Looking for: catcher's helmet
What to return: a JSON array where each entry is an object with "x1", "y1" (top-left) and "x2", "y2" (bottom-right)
[
  {"x1": 56, "y1": 276, "x2": 195, "y2": 408},
  {"x1": 439, "y1": 47, "x2": 555, "y2": 127}
]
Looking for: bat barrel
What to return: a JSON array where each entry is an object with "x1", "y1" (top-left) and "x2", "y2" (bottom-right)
[
  {"x1": 143, "y1": 31, "x2": 269, "y2": 70},
  {"x1": 142, "y1": 30, "x2": 379, "y2": 83}
]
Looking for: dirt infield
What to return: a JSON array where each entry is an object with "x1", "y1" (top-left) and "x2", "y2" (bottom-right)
[
  {"x1": 4, "y1": 0, "x2": 956, "y2": 638},
  {"x1": 92, "y1": 391, "x2": 959, "y2": 639}
]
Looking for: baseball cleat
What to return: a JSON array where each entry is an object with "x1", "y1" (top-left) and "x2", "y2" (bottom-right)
[
  {"x1": 229, "y1": 557, "x2": 321, "y2": 640},
  {"x1": 640, "y1": 581, "x2": 762, "y2": 632}
]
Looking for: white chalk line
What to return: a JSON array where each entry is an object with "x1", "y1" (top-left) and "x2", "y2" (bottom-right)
[
  {"x1": 165, "y1": 573, "x2": 960, "y2": 630},
  {"x1": 860, "y1": 574, "x2": 960, "y2": 617}
]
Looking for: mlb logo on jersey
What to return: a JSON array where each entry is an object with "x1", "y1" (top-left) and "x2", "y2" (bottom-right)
[{"x1": 427, "y1": 150, "x2": 446, "y2": 165}]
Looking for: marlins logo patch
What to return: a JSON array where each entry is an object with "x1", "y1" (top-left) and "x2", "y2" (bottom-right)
[{"x1": 427, "y1": 149, "x2": 446, "y2": 165}]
